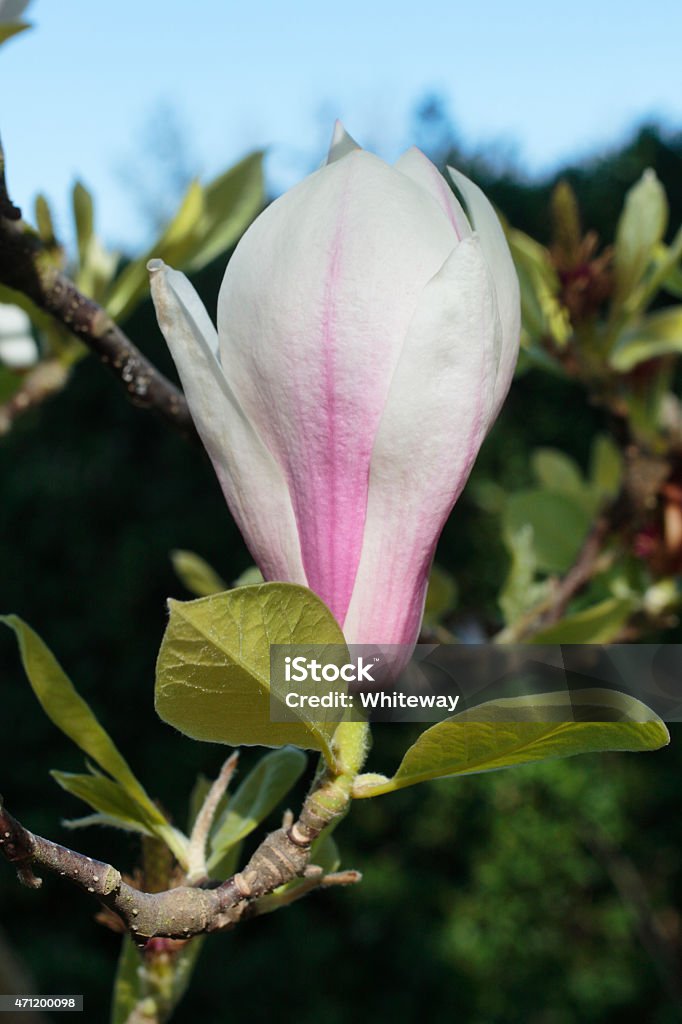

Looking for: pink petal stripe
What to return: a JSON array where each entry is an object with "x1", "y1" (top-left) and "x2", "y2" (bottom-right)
[{"x1": 217, "y1": 152, "x2": 458, "y2": 625}]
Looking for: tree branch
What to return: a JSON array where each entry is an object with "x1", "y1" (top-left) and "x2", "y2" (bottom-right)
[
  {"x1": 0, "y1": 768, "x2": 360, "y2": 946},
  {"x1": 0, "y1": 142, "x2": 196, "y2": 440},
  {"x1": 539, "y1": 510, "x2": 616, "y2": 628}
]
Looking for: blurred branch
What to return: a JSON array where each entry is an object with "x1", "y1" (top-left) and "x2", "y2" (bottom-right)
[
  {"x1": 0, "y1": 141, "x2": 196, "y2": 440},
  {"x1": 538, "y1": 509, "x2": 618, "y2": 628},
  {"x1": 0, "y1": 359, "x2": 68, "y2": 436},
  {"x1": 495, "y1": 497, "x2": 626, "y2": 643},
  {"x1": 0, "y1": 769, "x2": 360, "y2": 945}
]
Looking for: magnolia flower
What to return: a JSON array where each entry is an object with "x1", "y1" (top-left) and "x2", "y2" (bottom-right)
[
  {"x1": 0, "y1": 303, "x2": 39, "y2": 369},
  {"x1": 149, "y1": 124, "x2": 519, "y2": 648}
]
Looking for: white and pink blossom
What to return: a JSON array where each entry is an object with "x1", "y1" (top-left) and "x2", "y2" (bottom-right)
[{"x1": 149, "y1": 124, "x2": 520, "y2": 648}]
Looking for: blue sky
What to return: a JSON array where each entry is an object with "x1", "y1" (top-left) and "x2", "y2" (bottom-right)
[{"x1": 2, "y1": 0, "x2": 681, "y2": 251}]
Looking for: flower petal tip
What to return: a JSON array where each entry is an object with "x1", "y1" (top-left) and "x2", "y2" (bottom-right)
[{"x1": 326, "y1": 121, "x2": 361, "y2": 165}]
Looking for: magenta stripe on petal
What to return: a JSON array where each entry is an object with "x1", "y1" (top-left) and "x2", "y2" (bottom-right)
[{"x1": 289, "y1": 182, "x2": 370, "y2": 626}]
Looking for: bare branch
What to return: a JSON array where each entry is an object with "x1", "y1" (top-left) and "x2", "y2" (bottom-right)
[
  {"x1": 0, "y1": 141, "x2": 196, "y2": 440},
  {"x1": 0, "y1": 765, "x2": 357, "y2": 946}
]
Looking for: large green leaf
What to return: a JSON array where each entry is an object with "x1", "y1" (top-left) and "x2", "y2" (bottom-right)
[
  {"x1": 155, "y1": 583, "x2": 346, "y2": 764},
  {"x1": 0, "y1": 616, "x2": 183, "y2": 853},
  {"x1": 208, "y1": 747, "x2": 306, "y2": 872},
  {"x1": 353, "y1": 690, "x2": 669, "y2": 798}
]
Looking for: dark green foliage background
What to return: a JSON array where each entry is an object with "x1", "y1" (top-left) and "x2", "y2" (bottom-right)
[{"x1": 1, "y1": 122, "x2": 682, "y2": 1023}]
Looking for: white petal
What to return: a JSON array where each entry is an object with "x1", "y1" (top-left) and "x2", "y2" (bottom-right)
[
  {"x1": 147, "y1": 260, "x2": 221, "y2": 362},
  {"x1": 0, "y1": 336, "x2": 38, "y2": 368},
  {"x1": 0, "y1": 302, "x2": 32, "y2": 334},
  {"x1": 343, "y1": 238, "x2": 499, "y2": 648},
  {"x1": 0, "y1": 303, "x2": 37, "y2": 367},
  {"x1": 325, "y1": 120, "x2": 361, "y2": 165},
  {"x1": 217, "y1": 151, "x2": 456, "y2": 626},
  {"x1": 395, "y1": 147, "x2": 471, "y2": 241},
  {"x1": 148, "y1": 261, "x2": 306, "y2": 585},
  {"x1": 448, "y1": 167, "x2": 520, "y2": 419}
]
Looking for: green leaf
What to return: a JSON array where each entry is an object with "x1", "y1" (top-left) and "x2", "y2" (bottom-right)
[
  {"x1": 72, "y1": 182, "x2": 94, "y2": 267},
  {"x1": 609, "y1": 307, "x2": 682, "y2": 372},
  {"x1": 664, "y1": 260, "x2": 682, "y2": 299},
  {"x1": 171, "y1": 549, "x2": 227, "y2": 597},
  {"x1": 62, "y1": 812, "x2": 146, "y2": 833},
  {"x1": 155, "y1": 583, "x2": 346, "y2": 763},
  {"x1": 233, "y1": 565, "x2": 265, "y2": 588},
  {"x1": 208, "y1": 747, "x2": 306, "y2": 872},
  {"x1": 504, "y1": 489, "x2": 591, "y2": 574},
  {"x1": 499, "y1": 525, "x2": 550, "y2": 625},
  {"x1": 111, "y1": 936, "x2": 140, "y2": 1024},
  {"x1": 352, "y1": 690, "x2": 669, "y2": 798},
  {"x1": 0, "y1": 22, "x2": 29, "y2": 46},
  {"x1": 627, "y1": 227, "x2": 682, "y2": 314},
  {"x1": 105, "y1": 153, "x2": 263, "y2": 324},
  {"x1": 1, "y1": 615, "x2": 176, "y2": 842},
  {"x1": 529, "y1": 597, "x2": 636, "y2": 643},
  {"x1": 508, "y1": 229, "x2": 571, "y2": 346},
  {"x1": 589, "y1": 435, "x2": 623, "y2": 500},
  {"x1": 532, "y1": 448, "x2": 584, "y2": 496},
  {"x1": 34, "y1": 194, "x2": 56, "y2": 245},
  {"x1": 531, "y1": 447, "x2": 602, "y2": 518},
  {"x1": 186, "y1": 152, "x2": 265, "y2": 272},
  {"x1": 422, "y1": 563, "x2": 458, "y2": 629},
  {"x1": 51, "y1": 770, "x2": 156, "y2": 836},
  {"x1": 105, "y1": 180, "x2": 204, "y2": 322},
  {"x1": 613, "y1": 169, "x2": 668, "y2": 307}
]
